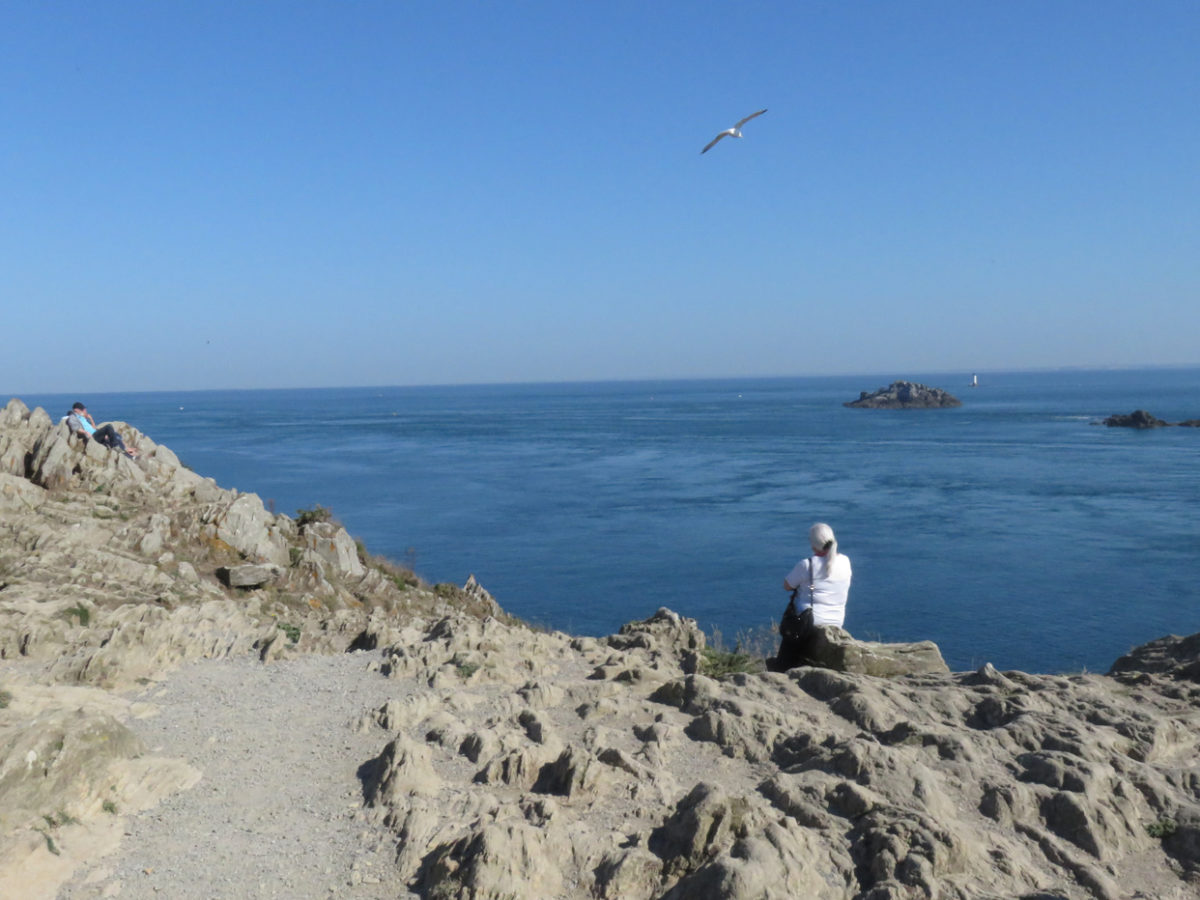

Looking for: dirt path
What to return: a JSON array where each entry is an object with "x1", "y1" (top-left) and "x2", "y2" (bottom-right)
[{"x1": 57, "y1": 650, "x2": 415, "y2": 900}]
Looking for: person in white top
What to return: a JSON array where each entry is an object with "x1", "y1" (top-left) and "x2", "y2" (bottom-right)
[{"x1": 783, "y1": 522, "x2": 852, "y2": 628}]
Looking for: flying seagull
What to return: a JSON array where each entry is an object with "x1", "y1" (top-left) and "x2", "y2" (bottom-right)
[{"x1": 701, "y1": 108, "x2": 767, "y2": 154}]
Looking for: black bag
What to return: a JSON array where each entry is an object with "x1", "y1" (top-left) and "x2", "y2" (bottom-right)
[
  {"x1": 769, "y1": 558, "x2": 817, "y2": 672},
  {"x1": 780, "y1": 590, "x2": 814, "y2": 642}
]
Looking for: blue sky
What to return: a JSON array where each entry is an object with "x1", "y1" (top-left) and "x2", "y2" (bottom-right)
[{"x1": 3, "y1": 1, "x2": 1198, "y2": 393}]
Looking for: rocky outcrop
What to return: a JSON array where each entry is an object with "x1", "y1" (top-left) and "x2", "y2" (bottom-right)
[
  {"x1": 844, "y1": 381, "x2": 962, "y2": 409},
  {"x1": 1099, "y1": 410, "x2": 1200, "y2": 428},
  {"x1": 0, "y1": 396, "x2": 536, "y2": 896},
  {"x1": 805, "y1": 625, "x2": 949, "y2": 676},
  {"x1": 342, "y1": 610, "x2": 1200, "y2": 900},
  {"x1": 1101, "y1": 410, "x2": 1170, "y2": 428},
  {"x1": 0, "y1": 397, "x2": 489, "y2": 689},
  {"x1": 1109, "y1": 632, "x2": 1200, "y2": 683}
]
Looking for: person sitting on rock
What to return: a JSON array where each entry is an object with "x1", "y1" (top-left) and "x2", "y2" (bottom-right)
[
  {"x1": 769, "y1": 522, "x2": 852, "y2": 671},
  {"x1": 65, "y1": 402, "x2": 138, "y2": 458}
]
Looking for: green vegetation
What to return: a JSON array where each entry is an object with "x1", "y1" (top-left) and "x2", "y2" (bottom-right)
[
  {"x1": 697, "y1": 625, "x2": 776, "y2": 679},
  {"x1": 0, "y1": 689, "x2": 12, "y2": 709},
  {"x1": 294, "y1": 504, "x2": 333, "y2": 528},
  {"x1": 37, "y1": 810, "x2": 78, "y2": 855},
  {"x1": 456, "y1": 662, "x2": 481, "y2": 679},
  {"x1": 389, "y1": 570, "x2": 419, "y2": 590},
  {"x1": 699, "y1": 646, "x2": 762, "y2": 679},
  {"x1": 288, "y1": 547, "x2": 303, "y2": 567},
  {"x1": 1147, "y1": 818, "x2": 1178, "y2": 839},
  {"x1": 65, "y1": 604, "x2": 90, "y2": 627},
  {"x1": 102, "y1": 799, "x2": 118, "y2": 815},
  {"x1": 353, "y1": 538, "x2": 421, "y2": 590},
  {"x1": 277, "y1": 622, "x2": 301, "y2": 644}
]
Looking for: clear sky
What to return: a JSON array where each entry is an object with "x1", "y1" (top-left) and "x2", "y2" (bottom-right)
[{"x1": 3, "y1": 1, "x2": 1198, "y2": 393}]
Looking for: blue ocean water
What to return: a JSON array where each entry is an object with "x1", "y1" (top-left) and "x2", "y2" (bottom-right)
[{"x1": 19, "y1": 369, "x2": 1200, "y2": 674}]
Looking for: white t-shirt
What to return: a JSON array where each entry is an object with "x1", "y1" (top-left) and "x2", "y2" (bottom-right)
[{"x1": 784, "y1": 554, "x2": 852, "y2": 628}]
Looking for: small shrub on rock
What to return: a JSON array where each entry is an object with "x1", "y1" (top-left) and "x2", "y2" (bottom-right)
[
  {"x1": 294, "y1": 505, "x2": 333, "y2": 528},
  {"x1": 699, "y1": 646, "x2": 762, "y2": 679},
  {"x1": 1147, "y1": 818, "x2": 1178, "y2": 839}
]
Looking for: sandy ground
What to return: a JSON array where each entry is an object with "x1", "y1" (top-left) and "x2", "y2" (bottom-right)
[{"x1": 55, "y1": 650, "x2": 416, "y2": 900}]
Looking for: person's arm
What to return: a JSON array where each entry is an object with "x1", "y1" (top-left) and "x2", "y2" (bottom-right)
[{"x1": 783, "y1": 558, "x2": 808, "y2": 592}]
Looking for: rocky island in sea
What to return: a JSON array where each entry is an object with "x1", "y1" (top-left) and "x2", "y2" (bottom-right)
[
  {"x1": 2, "y1": 396, "x2": 1200, "y2": 900},
  {"x1": 1099, "y1": 410, "x2": 1200, "y2": 428},
  {"x1": 844, "y1": 381, "x2": 963, "y2": 409}
]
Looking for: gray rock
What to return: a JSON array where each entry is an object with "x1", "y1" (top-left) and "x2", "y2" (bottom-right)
[
  {"x1": 1101, "y1": 409, "x2": 1170, "y2": 428},
  {"x1": 297, "y1": 520, "x2": 365, "y2": 578},
  {"x1": 0, "y1": 704, "x2": 142, "y2": 832},
  {"x1": 844, "y1": 380, "x2": 963, "y2": 409},
  {"x1": 216, "y1": 563, "x2": 283, "y2": 588},
  {"x1": 203, "y1": 493, "x2": 290, "y2": 567},
  {"x1": 1108, "y1": 632, "x2": 1200, "y2": 682},
  {"x1": 804, "y1": 626, "x2": 951, "y2": 676}
]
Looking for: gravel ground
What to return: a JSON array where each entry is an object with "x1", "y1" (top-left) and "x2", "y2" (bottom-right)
[{"x1": 57, "y1": 650, "x2": 417, "y2": 900}]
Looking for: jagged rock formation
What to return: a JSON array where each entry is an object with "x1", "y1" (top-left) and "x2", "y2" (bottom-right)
[
  {"x1": 336, "y1": 608, "x2": 1200, "y2": 900},
  {"x1": 1101, "y1": 410, "x2": 1170, "y2": 428},
  {"x1": 1099, "y1": 410, "x2": 1200, "y2": 428},
  {"x1": 844, "y1": 381, "x2": 963, "y2": 409},
  {"x1": 0, "y1": 397, "x2": 503, "y2": 895},
  {"x1": 4, "y1": 397, "x2": 1200, "y2": 900},
  {"x1": 0, "y1": 397, "x2": 500, "y2": 686}
]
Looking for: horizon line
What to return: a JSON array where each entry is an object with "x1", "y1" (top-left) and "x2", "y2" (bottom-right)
[{"x1": 7, "y1": 362, "x2": 1200, "y2": 400}]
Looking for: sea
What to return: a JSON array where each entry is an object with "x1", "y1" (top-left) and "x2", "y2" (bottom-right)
[{"x1": 17, "y1": 368, "x2": 1200, "y2": 674}]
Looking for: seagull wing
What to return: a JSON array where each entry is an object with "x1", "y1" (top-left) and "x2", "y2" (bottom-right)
[
  {"x1": 733, "y1": 108, "x2": 767, "y2": 129},
  {"x1": 701, "y1": 130, "x2": 732, "y2": 154}
]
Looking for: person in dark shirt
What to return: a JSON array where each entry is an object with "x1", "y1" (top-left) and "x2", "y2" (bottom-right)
[{"x1": 65, "y1": 402, "x2": 138, "y2": 458}]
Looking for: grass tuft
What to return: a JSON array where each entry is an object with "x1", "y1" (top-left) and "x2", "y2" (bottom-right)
[
  {"x1": 456, "y1": 662, "x2": 481, "y2": 679},
  {"x1": 1147, "y1": 818, "x2": 1178, "y2": 839},
  {"x1": 65, "y1": 604, "x2": 90, "y2": 627},
  {"x1": 699, "y1": 646, "x2": 762, "y2": 679}
]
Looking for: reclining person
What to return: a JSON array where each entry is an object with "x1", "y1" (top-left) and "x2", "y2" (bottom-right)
[{"x1": 65, "y1": 402, "x2": 138, "y2": 458}]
